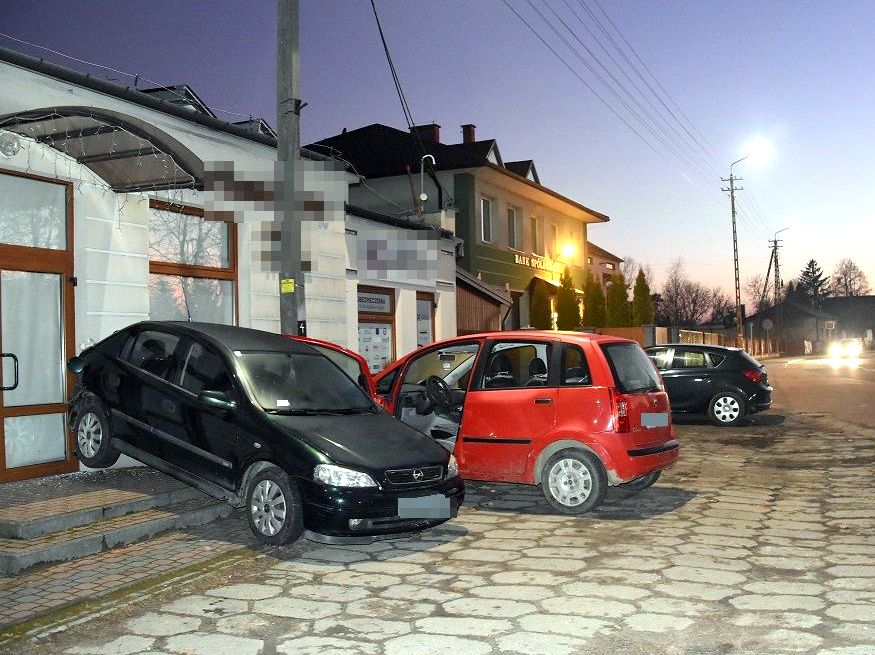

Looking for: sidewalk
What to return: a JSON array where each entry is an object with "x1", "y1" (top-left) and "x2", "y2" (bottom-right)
[{"x1": 0, "y1": 468, "x2": 257, "y2": 638}]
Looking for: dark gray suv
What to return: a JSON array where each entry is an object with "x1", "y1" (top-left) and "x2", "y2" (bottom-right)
[{"x1": 644, "y1": 344, "x2": 772, "y2": 426}]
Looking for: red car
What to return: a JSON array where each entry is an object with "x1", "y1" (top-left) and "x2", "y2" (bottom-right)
[{"x1": 372, "y1": 331, "x2": 679, "y2": 514}]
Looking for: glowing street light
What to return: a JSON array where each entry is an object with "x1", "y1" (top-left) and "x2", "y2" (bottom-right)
[{"x1": 560, "y1": 243, "x2": 576, "y2": 260}]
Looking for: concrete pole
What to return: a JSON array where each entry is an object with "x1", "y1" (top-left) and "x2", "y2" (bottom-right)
[{"x1": 277, "y1": 0, "x2": 301, "y2": 334}]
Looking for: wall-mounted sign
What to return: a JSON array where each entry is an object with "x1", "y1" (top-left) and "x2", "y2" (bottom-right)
[
  {"x1": 416, "y1": 298, "x2": 433, "y2": 347},
  {"x1": 513, "y1": 253, "x2": 558, "y2": 272},
  {"x1": 358, "y1": 291, "x2": 392, "y2": 314}
]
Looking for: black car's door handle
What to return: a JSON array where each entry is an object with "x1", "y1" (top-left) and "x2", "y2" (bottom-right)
[
  {"x1": 1, "y1": 353, "x2": 19, "y2": 391},
  {"x1": 534, "y1": 397, "x2": 553, "y2": 405}
]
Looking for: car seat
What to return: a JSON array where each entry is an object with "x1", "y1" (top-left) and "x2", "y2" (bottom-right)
[
  {"x1": 563, "y1": 366, "x2": 591, "y2": 385},
  {"x1": 484, "y1": 353, "x2": 515, "y2": 388},
  {"x1": 525, "y1": 357, "x2": 548, "y2": 386}
]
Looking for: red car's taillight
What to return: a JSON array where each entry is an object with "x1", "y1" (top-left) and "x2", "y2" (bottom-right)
[
  {"x1": 742, "y1": 368, "x2": 764, "y2": 384},
  {"x1": 611, "y1": 389, "x2": 631, "y2": 433}
]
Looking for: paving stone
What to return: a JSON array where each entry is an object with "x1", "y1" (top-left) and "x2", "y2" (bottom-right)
[
  {"x1": 215, "y1": 614, "x2": 278, "y2": 636},
  {"x1": 825, "y1": 604, "x2": 875, "y2": 622},
  {"x1": 380, "y1": 583, "x2": 463, "y2": 603},
  {"x1": 125, "y1": 612, "x2": 201, "y2": 636},
  {"x1": 468, "y1": 584, "x2": 556, "y2": 601},
  {"x1": 490, "y1": 570, "x2": 571, "y2": 586},
  {"x1": 827, "y1": 565, "x2": 875, "y2": 577},
  {"x1": 742, "y1": 581, "x2": 824, "y2": 595},
  {"x1": 282, "y1": 583, "x2": 370, "y2": 602},
  {"x1": 160, "y1": 595, "x2": 248, "y2": 618},
  {"x1": 443, "y1": 596, "x2": 537, "y2": 618},
  {"x1": 312, "y1": 617, "x2": 410, "y2": 640},
  {"x1": 164, "y1": 633, "x2": 262, "y2": 655},
  {"x1": 65, "y1": 636, "x2": 155, "y2": 655},
  {"x1": 623, "y1": 612, "x2": 695, "y2": 632},
  {"x1": 415, "y1": 616, "x2": 514, "y2": 636},
  {"x1": 344, "y1": 597, "x2": 435, "y2": 620},
  {"x1": 449, "y1": 548, "x2": 521, "y2": 562},
  {"x1": 659, "y1": 581, "x2": 738, "y2": 601},
  {"x1": 670, "y1": 553, "x2": 751, "y2": 571},
  {"x1": 518, "y1": 613, "x2": 611, "y2": 639},
  {"x1": 275, "y1": 636, "x2": 379, "y2": 655},
  {"x1": 762, "y1": 629, "x2": 823, "y2": 652},
  {"x1": 638, "y1": 596, "x2": 708, "y2": 616},
  {"x1": 663, "y1": 565, "x2": 747, "y2": 585},
  {"x1": 730, "y1": 612, "x2": 822, "y2": 629},
  {"x1": 300, "y1": 547, "x2": 371, "y2": 563},
  {"x1": 205, "y1": 584, "x2": 282, "y2": 600},
  {"x1": 320, "y1": 570, "x2": 402, "y2": 588},
  {"x1": 384, "y1": 634, "x2": 492, "y2": 655},
  {"x1": 495, "y1": 631, "x2": 589, "y2": 655},
  {"x1": 561, "y1": 581, "x2": 650, "y2": 600},
  {"x1": 542, "y1": 595, "x2": 635, "y2": 617},
  {"x1": 251, "y1": 597, "x2": 341, "y2": 619},
  {"x1": 507, "y1": 557, "x2": 587, "y2": 572},
  {"x1": 729, "y1": 594, "x2": 825, "y2": 611}
]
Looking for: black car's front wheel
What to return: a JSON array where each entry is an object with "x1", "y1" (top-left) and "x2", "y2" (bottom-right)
[
  {"x1": 246, "y1": 466, "x2": 304, "y2": 546},
  {"x1": 708, "y1": 391, "x2": 746, "y2": 426},
  {"x1": 73, "y1": 396, "x2": 121, "y2": 468}
]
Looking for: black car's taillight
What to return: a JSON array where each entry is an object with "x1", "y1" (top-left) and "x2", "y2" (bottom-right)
[{"x1": 742, "y1": 368, "x2": 764, "y2": 384}]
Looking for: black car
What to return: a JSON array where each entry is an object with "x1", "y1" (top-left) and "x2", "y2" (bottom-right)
[
  {"x1": 67, "y1": 322, "x2": 464, "y2": 545},
  {"x1": 644, "y1": 344, "x2": 772, "y2": 426}
]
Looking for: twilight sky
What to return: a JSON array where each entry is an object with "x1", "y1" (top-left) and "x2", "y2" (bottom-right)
[{"x1": 4, "y1": 1, "x2": 874, "y2": 302}]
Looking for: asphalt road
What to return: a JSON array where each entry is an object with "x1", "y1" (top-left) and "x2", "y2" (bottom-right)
[{"x1": 764, "y1": 350, "x2": 875, "y2": 428}]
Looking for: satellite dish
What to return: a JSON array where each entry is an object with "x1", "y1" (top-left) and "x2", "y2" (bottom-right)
[{"x1": 0, "y1": 132, "x2": 21, "y2": 158}]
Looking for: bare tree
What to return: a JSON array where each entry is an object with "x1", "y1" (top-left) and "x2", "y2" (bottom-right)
[
  {"x1": 831, "y1": 258, "x2": 871, "y2": 296},
  {"x1": 659, "y1": 259, "x2": 714, "y2": 326},
  {"x1": 621, "y1": 256, "x2": 653, "y2": 294},
  {"x1": 707, "y1": 287, "x2": 734, "y2": 326},
  {"x1": 744, "y1": 274, "x2": 771, "y2": 315}
]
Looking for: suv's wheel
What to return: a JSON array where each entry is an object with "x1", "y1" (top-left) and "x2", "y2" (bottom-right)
[
  {"x1": 73, "y1": 396, "x2": 121, "y2": 468},
  {"x1": 541, "y1": 449, "x2": 607, "y2": 514},
  {"x1": 613, "y1": 470, "x2": 661, "y2": 497},
  {"x1": 708, "y1": 391, "x2": 746, "y2": 426},
  {"x1": 246, "y1": 466, "x2": 304, "y2": 546}
]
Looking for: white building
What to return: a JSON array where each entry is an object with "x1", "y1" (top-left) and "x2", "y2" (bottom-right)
[{"x1": 0, "y1": 47, "x2": 455, "y2": 482}]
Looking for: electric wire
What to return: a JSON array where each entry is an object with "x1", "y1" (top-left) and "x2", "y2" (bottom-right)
[{"x1": 0, "y1": 31, "x2": 252, "y2": 119}]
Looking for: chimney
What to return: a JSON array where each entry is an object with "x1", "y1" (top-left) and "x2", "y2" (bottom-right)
[
  {"x1": 461, "y1": 123, "x2": 476, "y2": 143},
  {"x1": 411, "y1": 123, "x2": 441, "y2": 143}
]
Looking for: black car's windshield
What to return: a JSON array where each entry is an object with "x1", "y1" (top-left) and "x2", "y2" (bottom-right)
[
  {"x1": 236, "y1": 351, "x2": 376, "y2": 413},
  {"x1": 601, "y1": 342, "x2": 662, "y2": 393}
]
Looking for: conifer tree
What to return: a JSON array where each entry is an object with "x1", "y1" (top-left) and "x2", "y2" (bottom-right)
[
  {"x1": 555, "y1": 266, "x2": 581, "y2": 330},
  {"x1": 581, "y1": 273, "x2": 607, "y2": 327},
  {"x1": 632, "y1": 268, "x2": 655, "y2": 325},
  {"x1": 529, "y1": 284, "x2": 552, "y2": 329},
  {"x1": 605, "y1": 273, "x2": 630, "y2": 327},
  {"x1": 797, "y1": 259, "x2": 830, "y2": 307}
]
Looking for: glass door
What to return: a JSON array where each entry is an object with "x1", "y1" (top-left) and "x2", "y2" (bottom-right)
[{"x1": 0, "y1": 169, "x2": 76, "y2": 482}]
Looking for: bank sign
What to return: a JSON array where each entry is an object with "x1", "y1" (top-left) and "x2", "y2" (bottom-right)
[{"x1": 514, "y1": 253, "x2": 559, "y2": 272}]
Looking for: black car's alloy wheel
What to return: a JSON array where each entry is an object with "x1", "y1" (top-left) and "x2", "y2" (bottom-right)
[
  {"x1": 708, "y1": 391, "x2": 746, "y2": 426},
  {"x1": 541, "y1": 449, "x2": 607, "y2": 514},
  {"x1": 73, "y1": 396, "x2": 121, "y2": 468},
  {"x1": 246, "y1": 466, "x2": 304, "y2": 545}
]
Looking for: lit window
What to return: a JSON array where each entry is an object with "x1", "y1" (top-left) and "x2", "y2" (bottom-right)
[{"x1": 605, "y1": 262, "x2": 615, "y2": 270}]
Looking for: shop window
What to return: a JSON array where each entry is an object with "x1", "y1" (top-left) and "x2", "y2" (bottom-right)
[
  {"x1": 148, "y1": 199, "x2": 236, "y2": 324},
  {"x1": 357, "y1": 286, "x2": 395, "y2": 374}
]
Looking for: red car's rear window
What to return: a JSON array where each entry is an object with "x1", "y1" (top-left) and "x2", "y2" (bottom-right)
[{"x1": 600, "y1": 342, "x2": 662, "y2": 394}]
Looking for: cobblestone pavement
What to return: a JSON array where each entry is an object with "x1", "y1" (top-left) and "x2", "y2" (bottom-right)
[{"x1": 8, "y1": 409, "x2": 875, "y2": 655}]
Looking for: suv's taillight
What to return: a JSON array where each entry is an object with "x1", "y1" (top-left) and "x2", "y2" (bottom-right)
[
  {"x1": 742, "y1": 368, "x2": 764, "y2": 384},
  {"x1": 611, "y1": 389, "x2": 631, "y2": 433}
]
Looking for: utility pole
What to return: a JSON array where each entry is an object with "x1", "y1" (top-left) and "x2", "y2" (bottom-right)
[
  {"x1": 722, "y1": 159, "x2": 747, "y2": 349},
  {"x1": 771, "y1": 227, "x2": 788, "y2": 352},
  {"x1": 277, "y1": 0, "x2": 302, "y2": 334}
]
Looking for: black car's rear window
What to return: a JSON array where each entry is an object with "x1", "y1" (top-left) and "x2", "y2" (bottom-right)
[
  {"x1": 601, "y1": 342, "x2": 662, "y2": 394},
  {"x1": 738, "y1": 351, "x2": 763, "y2": 368}
]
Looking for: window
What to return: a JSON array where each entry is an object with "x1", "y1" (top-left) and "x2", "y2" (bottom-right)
[
  {"x1": 358, "y1": 286, "x2": 395, "y2": 373},
  {"x1": 403, "y1": 343, "x2": 479, "y2": 390},
  {"x1": 561, "y1": 345, "x2": 591, "y2": 386},
  {"x1": 550, "y1": 224, "x2": 559, "y2": 257},
  {"x1": 180, "y1": 342, "x2": 234, "y2": 396},
  {"x1": 707, "y1": 353, "x2": 726, "y2": 368},
  {"x1": 605, "y1": 262, "x2": 615, "y2": 270},
  {"x1": 672, "y1": 349, "x2": 707, "y2": 369},
  {"x1": 479, "y1": 341, "x2": 552, "y2": 389},
  {"x1": 148, "y1": 200, "x2": 236, "y2": 324},
  {"x1": 127, "y1": 330, "x2": 181, "y2": 381},
  {"x1": 507, "y1": 207, "x2": 523, "y2": 250},
  {"x1": 648, "y1": 348, "x2": 673, "y2": 371},
  {"x1": 0, "y1": 172, "x2": 67, "y2": 250},
  {"x1": 530, "y1": 216, "x2": 543, "y2": 254},
  {"x1": 600, "y1": 342, "x2": 661, "y2": 393},
  {"x1": 480, "y1": 197, "x2": 493, "y2": 243},
  {"x1": 375, "y1": 367, "x2": 399, "y2": 395}
]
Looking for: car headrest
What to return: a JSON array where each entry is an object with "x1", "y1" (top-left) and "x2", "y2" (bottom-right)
[
  {"x1": 528, "y1": 357, "x2": 547, "y2": 376},
  {"x1": 490, "y1": 353, "x2": 512, "y2": 375}
]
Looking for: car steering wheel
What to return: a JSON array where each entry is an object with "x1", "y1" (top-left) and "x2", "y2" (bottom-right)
[{"x1": 425, "y1": 375, "x2": 453, "y2": 409}]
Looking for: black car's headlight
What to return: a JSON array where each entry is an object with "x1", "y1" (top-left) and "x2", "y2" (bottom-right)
[
  {"x1": 447, "y1": 455, "x2": 459, "y2": 478},
  {"x1": 313, "y1": 464, "x2": 378, "y2": 488}
]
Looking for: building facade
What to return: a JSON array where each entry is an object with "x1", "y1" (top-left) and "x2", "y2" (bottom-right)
[{"x1": 0, "y1": 47, "x2": 456, "y2": 482}]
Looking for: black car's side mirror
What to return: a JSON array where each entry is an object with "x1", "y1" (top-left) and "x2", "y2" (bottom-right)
[
  {"x1": 198, "y1": 390, "x2": 237, "y2": 412},
  {"x1": 67, "y1": 356, "x2": 85, "y2": 375}
]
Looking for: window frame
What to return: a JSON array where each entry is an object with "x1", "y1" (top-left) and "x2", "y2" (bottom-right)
[
  {"x1": 560, "y1": 343, "x2": 592, "y2": 387},
  {"x1": 530, "y1": 216, "x2": 543, "y2": 255},
  {"x1": 148, "y1": 198, "x2": 238, "y2": 325},
  {"x1": 480, "y1": 197, "x2": 493, "y2": 243},
  {"x1": 474, "y1": 339, "x2": 557, "y2": 391},
  {"x1": 507, "y1": 206, "x2": 523, "y2": 251}
]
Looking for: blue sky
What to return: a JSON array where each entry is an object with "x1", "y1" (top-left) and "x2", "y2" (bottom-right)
[{"x1": 5, "y1": 1, "x2": 873, "y2": 299}]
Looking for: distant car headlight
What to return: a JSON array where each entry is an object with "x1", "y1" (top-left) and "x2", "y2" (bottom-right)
[
  {"x1": 848, "y1": 342, "x2": 863, "y2": 357},
  {"x1": 828, "y1": 342, "x2": 842, "y2": 357},
  {"x1": 447, "y1": 454, "x2": 459, "y2": 478},
  {"x1": 313, "y1": 464, "x2": 377, "y2": 488}
]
